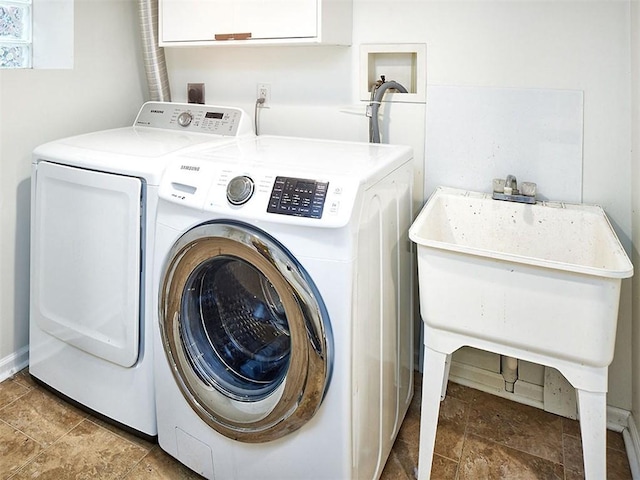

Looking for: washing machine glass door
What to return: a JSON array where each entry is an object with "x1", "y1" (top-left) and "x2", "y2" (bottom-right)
[{"x1": 160, "y1": 221, "x2": 332, "y2": 443}]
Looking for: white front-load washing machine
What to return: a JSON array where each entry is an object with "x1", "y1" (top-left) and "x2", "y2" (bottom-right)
[
  {"x1": 153, "y1": 135, "x2": 414, "y2": 478},
  {"x1": 29, "y1": 102, "x2": 253, "y2": 438}
]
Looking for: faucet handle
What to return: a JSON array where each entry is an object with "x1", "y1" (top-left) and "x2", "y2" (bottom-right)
[
  {"x1": 492, "y1": 178, "x2": 506, "y2": 193},
  {"x1": 521, "y1": 182, "x2": 537, "y2": 197}
]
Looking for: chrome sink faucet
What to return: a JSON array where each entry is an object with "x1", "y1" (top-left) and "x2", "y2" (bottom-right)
[
  {"x1": 504, "y1": 174, "x2": 518, "y2": 194},
  {"x1": 492, "y1": 174, "x2": 537, "y2": 204}
]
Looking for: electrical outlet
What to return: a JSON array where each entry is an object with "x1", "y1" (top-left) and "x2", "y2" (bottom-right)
[
  {"x1": 257, "y1": 83, "x2": 270, "y2": 108},
  {"x1": 187, "y1": 83, "x2": 205, "y2": 104}
]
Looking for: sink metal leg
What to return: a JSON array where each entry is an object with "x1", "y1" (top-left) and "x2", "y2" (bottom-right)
[
  {"x1": 417, "y1": 347, "x2": 449, "y2": 480},
  {"x1": 576, "y1": 389, "x2": 607, "y2": 479}
]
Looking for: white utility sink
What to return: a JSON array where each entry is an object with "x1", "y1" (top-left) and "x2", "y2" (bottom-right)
[
  {"x1": 409, "y1": 186, "x2": 633, "y2": 368},
  {"x1": 410, "y1": 186, "x2": 633, "y2": 480}
]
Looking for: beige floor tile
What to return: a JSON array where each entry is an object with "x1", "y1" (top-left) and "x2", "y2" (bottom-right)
[
  {"x1": 406, "y1": 383, "x2": 423, "y2": 418},
  {"x1": 457, "y1": 433, "x2": 564, "y2": 480},
  {"x1": 386, "y1": 393, "x2": 420, "y2": 479},
  {"x1": 564, "y1": 468, "x2": 584, "y2": 480},
  {"x1": 444, "y1": 381, "x2": 476, "y2": 403},
  {"x1": 467, "y1": 389, "x2": 564, "y2": 464},
  {"x1": 430, "y1": 454, "x2": 458, "y2": 480},
  {"x1": 380, "y1": 449, "x2": 413, "y2": 480},
  {"x1": 562, "y1": 416, "x2": 581, "y2": 438},
  {"x1": 14, "y1": 369, "x2": 38, "y2": 389},
  {"x1": 123, "y1": 446, "x2": 204, "y2": 480},
  {"x1": 607, "y1": 446, "x2": 634, "y2": 480},
  {"x1": 396, "y1": 406, "x2": 420, "y2": 446},
  {"x1": 0, "y1": 420, "x2": 41, "y2": 480},
  {"x1": 0, "y1": 378, "x2": 30, "y2": 409},
  {"x1": 13, "y1": 420, "x2": 148, "y2": 479},
  {"x1": 398, "y1": 380, "x2": 468, "y2": 464},
  {"x1": 391, "y1": 435, "x2": 420, "y2": 479},
  {"x1": 434, "y1": 395, "x2": 468, "y2": 461},
  {"x1": 562, "y1": 416, "x2": 627, "y2": 452},
  {"x1": 0, "y1": 388, "x2": 86, "y2": 446},
  {"x1": 608, "y1": 430, "x2": 628, "y2": 453},
  {"x1": 562, "y1": 432, "x2": 632, "y2": 479},
  {"x1": 397, "y1": 375, "x2": 422, "y2": 437},
  {"x1": 562, "y1": 432, "x2": 584, "y2": 473},
  {"x1": 88, "y1": 417, "x2": 156, "y2": 452}
]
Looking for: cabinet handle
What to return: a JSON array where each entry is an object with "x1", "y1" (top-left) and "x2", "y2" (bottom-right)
[{"x1": 214, "y1": 32, "x2": 252, "y2": 41}]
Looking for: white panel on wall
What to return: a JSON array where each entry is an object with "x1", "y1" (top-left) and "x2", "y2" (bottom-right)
[
  {"x1": 32, "y1": 0, "x2": 74, "y2": 69},
  {"x1": 425, "y1": 86, "x2": 583, "y2": 204}
]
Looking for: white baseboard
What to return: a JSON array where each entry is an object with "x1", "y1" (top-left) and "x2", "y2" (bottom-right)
[
  {"x1": 449, "y1": 360, "x2": 544, "y2": 409},
  {"x1": 609, "y1": 405, "x2": 631, "y2": 432},
  {"x1": 624, "y1": 413, "x2": 640, "y2": 479},
  {"x1": 0, "y1": 346, "x2": 29, "y2": 383}
]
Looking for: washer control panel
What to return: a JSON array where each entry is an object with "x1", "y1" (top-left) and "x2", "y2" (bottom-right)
[
  {"x1": 134, "y1": 101, "x2": 249, "y2": 136},
  {"x1": 159, "y1": 156, "x2": 357, "y2": 227},
  {"x1": 267, "y1": 176, "x2": 328, "y2": 219}
]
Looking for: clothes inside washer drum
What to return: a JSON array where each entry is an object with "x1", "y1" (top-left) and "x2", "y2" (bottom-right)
[{"x1": 198, "y1": 260, "x2": 291, "y2": 385}]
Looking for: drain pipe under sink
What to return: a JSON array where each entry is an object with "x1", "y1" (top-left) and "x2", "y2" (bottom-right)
[
  {"x1": 501, "y1": 355, "x2": 518, "y2": 393},
  {"x1": 138, "y1": 0, "x2": 171, "y2": 102}
]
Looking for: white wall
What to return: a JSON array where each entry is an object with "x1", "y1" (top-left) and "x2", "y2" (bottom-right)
[
  {"x1": 165, "y1": 0, "x2": 633, "y2": 409},
  {"x1": 631, "y1": 0, "x2": 640, "y2": 442},
  {"x1": 0, "y1": 0, "x2": 146, "y2": 375}
]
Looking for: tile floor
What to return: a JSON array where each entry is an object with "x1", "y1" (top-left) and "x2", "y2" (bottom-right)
[
  {"x1": 384, "y1": 376, "x2": 633, "y2": 480},
  {"x1": 0, "y1": 369, "x2": 633, "y2": 479}
]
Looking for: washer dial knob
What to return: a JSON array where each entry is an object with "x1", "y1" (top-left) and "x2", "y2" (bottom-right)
[
  {"x1": 227, "y1": 176, "x2": 255, "y2": 205},
  {"x1": 177, "y1": 111, "x2": 193, "y2": 127}
]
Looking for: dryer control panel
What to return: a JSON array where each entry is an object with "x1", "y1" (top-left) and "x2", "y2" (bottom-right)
[
  {"x1": 134, "y1": 101, "x2": 251, "y2": 137},
  {"x1": 267, "y1": 177, "x2": 328, "y2": 219}
]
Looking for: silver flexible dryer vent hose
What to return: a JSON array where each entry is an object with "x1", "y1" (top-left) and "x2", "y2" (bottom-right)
[{"x1": 138, "y1": 0, "x2": 171, "y2": 102}]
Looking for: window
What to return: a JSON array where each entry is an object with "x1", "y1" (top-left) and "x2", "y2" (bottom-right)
[
  {"x1": 0, "y1": 0, "x2": 31, "y2": 68},
  {"x1": 0, "y1": 0, "x2": 73, "y2": 69}
]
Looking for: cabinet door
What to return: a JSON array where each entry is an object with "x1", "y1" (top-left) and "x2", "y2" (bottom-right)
[
  {"x1": 234, "y1": 0, "x2": 317, "y2": 40},
  {"x1": 161, "y1": 0, "x2": 318, "y2": 43},
  {"x1": 161, "y1": 0, "x2": 233, "y2": 42}
]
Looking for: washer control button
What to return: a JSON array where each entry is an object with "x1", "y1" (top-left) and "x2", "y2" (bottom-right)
[
  {"x1": 227, "y1": 176, "x2": 255, "y2": 205},
  {"x1": 177, "y1": 111, "x2": 193, "y2": 127}
]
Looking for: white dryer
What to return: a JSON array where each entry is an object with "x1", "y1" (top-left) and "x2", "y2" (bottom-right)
[
  {"x1": 153, "y1": 136, "x2": 414, "y2": 478},
  {"x1": 29, "y1": 102, "x2": 253, "y2": 438}
]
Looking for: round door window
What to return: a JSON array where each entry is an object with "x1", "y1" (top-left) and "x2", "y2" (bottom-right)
[
  {"x1": 160, "y1": 221, "x2": 332, "y2": 443},
  {"x1": 180, "y1": 256, "x2": 291, "y2": 401}
]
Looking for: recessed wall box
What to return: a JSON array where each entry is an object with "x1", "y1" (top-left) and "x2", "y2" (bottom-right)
[{"x1": 360, "y1": 44, "x2": 426, "y2": 104}]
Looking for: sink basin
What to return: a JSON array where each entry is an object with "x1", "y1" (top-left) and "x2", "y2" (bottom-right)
[{"x1": 409, "y1": 186, "x2": 633, "y2": 368}]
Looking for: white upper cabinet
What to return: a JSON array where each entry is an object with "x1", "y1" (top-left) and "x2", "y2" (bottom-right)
[{"x1": 159, "y1": 0, "x2": 352, "y2": 46}]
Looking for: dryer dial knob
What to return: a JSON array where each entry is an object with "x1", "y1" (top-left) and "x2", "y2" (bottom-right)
[
  {"x1": 227, "y1": 176, "x2": 255, "y2": 205},
  {"x1": 177, "y1": 111, "x2": 193, "y2": 127}
]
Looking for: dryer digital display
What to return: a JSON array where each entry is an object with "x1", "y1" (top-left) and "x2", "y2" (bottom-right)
[{"x1": 268, "y1": 176, "x2": 328, "y2": 218}]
